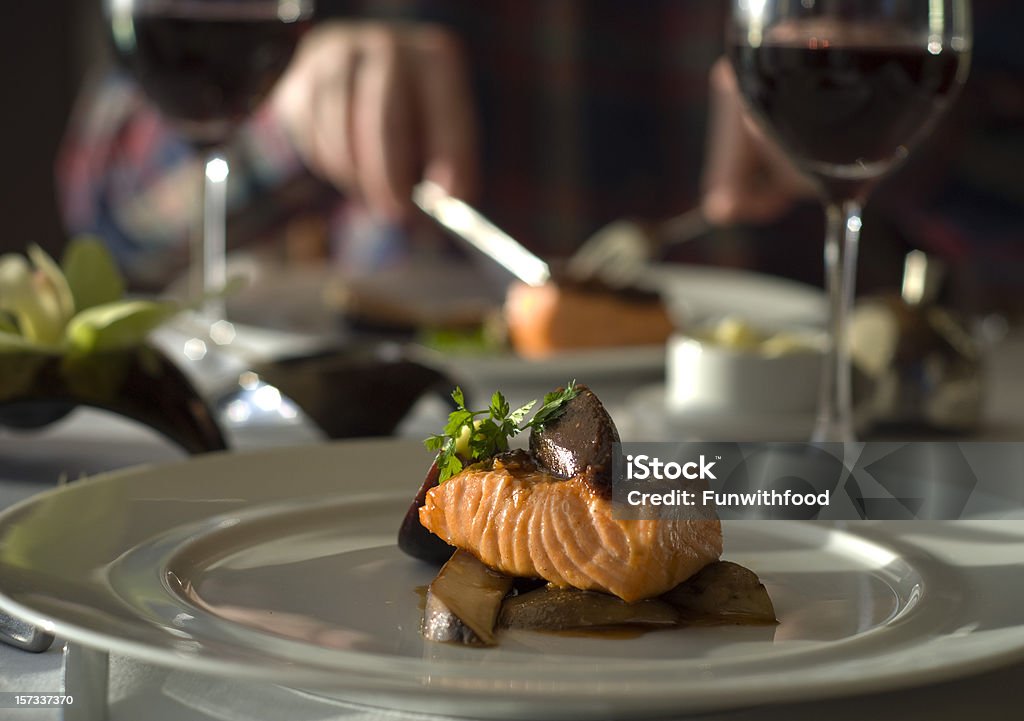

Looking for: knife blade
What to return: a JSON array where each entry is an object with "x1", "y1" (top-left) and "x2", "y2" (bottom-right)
[{"x1": 413, "y1": 181, "x2": 551, "y2": 287}]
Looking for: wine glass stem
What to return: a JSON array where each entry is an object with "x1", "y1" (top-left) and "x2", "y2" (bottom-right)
[
  {"x1": 813, "y1": 199, "x2": 862, "y2": 443},
  {"x1": 201, "y1": 152, "x2": 230, "y2": 321}
]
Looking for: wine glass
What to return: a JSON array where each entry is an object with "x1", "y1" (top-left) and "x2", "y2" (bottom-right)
[
  {"x1": 727, "y1": 0, "x2": 971, "y2": 442},
  {"x1": 105, "y1": 0, "x2": 314, "y2": 334}
]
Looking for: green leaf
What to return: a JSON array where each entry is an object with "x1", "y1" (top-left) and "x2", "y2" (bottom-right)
[
  {"x1": 61, "y1": 237, "x2": 125, "y2": 312},
  {"x1": 437, "y1": 448, "x2": 464, "y2": 482},
  {"x1": 451, "y1": 387, "x2": 466, "y2": 410},
  {"x1": 424, "y1": 434, "x2": 447, "y2": 452},
  {"x1": 423, "y1": 433, "x2": 465, "y2": 484},
  {"x1": 469, "y1": 418, "x2": 505, "y2": 460},
  {"x1": 65, "y1": 299, "x2": 178, "y2": 353},
  {"x1": 489, "y1": 391, "x2": 510, "y2": 421},
  {"x1": 528, "y1": 380, "x2": 580, "y2": 430},
  {"x1": 442, "y1": 409, "x2": 475, "y2": 440},
  {"x1": 507, "y1": 400, "x2": 536, "y2": 427}
]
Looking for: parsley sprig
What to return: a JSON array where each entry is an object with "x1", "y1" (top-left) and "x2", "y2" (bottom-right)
[{"x1": 424, "y1": 381, "x2": 580, "y2": 482}]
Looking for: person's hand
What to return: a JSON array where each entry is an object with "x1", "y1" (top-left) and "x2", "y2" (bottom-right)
[
  {"x1": 701, "y1": 58, "x2": 818, "y2": 225},
  {"x1": 271, "y1": 21, "x2": 479, "y2": 219}
]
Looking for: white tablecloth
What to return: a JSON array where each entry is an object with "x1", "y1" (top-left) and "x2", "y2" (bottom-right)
[{"x1": 3, "y1": 334, "x2": 1024, "y2": 721}]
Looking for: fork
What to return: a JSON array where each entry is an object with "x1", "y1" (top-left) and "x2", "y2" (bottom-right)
[{"x1": 566, "y1": 208, "x2": 711, "y2": 286}]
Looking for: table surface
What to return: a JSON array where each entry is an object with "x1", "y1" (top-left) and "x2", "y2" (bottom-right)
[{"x1": 2, "y1": 333, "x2": 1024, "y2": 721}]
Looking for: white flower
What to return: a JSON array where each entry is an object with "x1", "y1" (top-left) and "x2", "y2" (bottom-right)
[
  {"x1": 0, "y1": 250, "x2": 74, "y2": 348},
  {"x1": 0, "y1": 238, "x2": 182, "y2": 355}
]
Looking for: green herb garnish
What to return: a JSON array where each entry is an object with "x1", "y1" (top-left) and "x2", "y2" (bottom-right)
[
  {"x1": 419, "y1": 325, "x2": 504, "y2": 356},
  {"x1": 530, "y1": 383, "x2": 582, "y2": 431},
  {"x1": 424, "y1": 381, "x2": 580, "y2": 482}
]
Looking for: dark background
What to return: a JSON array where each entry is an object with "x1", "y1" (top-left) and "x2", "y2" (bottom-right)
[{"x1": 0, "y1": 2, "x2": 103, "y2": 256}]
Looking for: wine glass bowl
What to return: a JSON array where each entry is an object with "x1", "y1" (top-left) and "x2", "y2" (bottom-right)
[
  {"x1": 104, "y1": 0, "x2": 314, "y2": 321},
  {"x1": 107, "y1": 0, "x2": 312, "y2": 146},
  {"x1": 727, "y1": 0, "x2": 971, "y2": 441}
]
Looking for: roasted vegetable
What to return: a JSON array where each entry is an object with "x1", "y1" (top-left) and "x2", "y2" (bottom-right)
[
  {"x1": 422, "y1": 559, "x2": 776, "y2": 645},
  {"x1": 398, "y1": 460, "x2": 454, "y2": 564},
  {"x1": 422, "y1": 550, "x2": 514, "y2": 646},
  {"x1": 662, "y1": 561, "x2": 777, "y2": 625},
  {"x1": 529, "y1": 384, "x2": 619, "y2": 495},
  {"x1": 499, "y1": 587, "x2": 678, "y2": 630},
  {"x1": 423, "y1": 591, "x2": 482, "y2": 645}
]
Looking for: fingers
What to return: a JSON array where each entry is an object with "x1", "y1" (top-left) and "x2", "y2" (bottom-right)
[
  {"x1": 270, "y1": 33, "x2": 321, "y2": 175},
  {"x1": 407, "y1": 26, "x2": 479, "y2": 200},
  {"x1": 271, "y1": 21, "x2": 479, "y2": 220},
  {"x1": 702, "y1": 58, "x2": 756, "y2": 224},
  {"x1": 350, "y1": 26, "x2": 418, "y2": 219},
  {"x1": 271, "y1": 24, "x2": 359, "y2": 193},
  {"x1": 308, "y1": 30, "x2": 359, "y2": 192},
  {"x1": 701, "y1": 57, "x2": 817, "y2": 226}
]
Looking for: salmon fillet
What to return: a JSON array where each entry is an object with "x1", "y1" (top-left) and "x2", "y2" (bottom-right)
[
  {"x1": 505, "y1": 281, "x2": 674, "y2": 358},
  {"x1": 419, "y1": 457, "x2": 722, "y2": 603}
]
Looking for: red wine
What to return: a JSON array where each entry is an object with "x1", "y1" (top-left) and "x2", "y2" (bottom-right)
[
  {"x1": 730, "y1": 43, "x2": 963, "y2": 180},
  {"x1": 112, "y1": 14, "x2": 310, "y2": 146}
]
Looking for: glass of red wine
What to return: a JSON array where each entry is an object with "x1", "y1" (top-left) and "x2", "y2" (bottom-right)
[
  {"x1": 728, "y1": 0, "x2": 971, "y2": 441},
  {"x1": 105, "y1": 0, "x2": 313, "y2": 330}
]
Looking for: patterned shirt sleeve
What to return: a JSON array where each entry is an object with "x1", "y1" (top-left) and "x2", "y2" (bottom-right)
[{"x1": 56, "y1": 71, "x2": 322, "y2": 288}]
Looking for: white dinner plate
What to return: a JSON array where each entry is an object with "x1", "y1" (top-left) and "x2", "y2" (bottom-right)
[
  {"x1": 647, "y1": 263, "x2": 826, "y2": 330},
  {"x1": 2, "y1": 440, "x2": 1022, "y2": 719}
]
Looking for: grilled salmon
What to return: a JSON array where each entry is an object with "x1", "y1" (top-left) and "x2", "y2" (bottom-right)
[
  {"x1": 505, "y1": 281, "x2": 674, "y2": 358},
  {"x1": 419, "y1": 453, "x2": 722, "y2": 603}
]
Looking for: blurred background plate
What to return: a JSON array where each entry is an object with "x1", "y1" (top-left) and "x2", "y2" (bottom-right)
[
  {"x1": 222, "y1": 260, "x2": 827, "y2": 338},
  {"x1": 646, "y1": 263, "x2": 827, "y2": 331},
  {"x1": 214, "y1": 259, "x2": 828, "y2": 419}
]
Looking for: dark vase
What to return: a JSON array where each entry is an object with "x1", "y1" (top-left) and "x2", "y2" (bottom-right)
[{"x1": 0, "y1": 344, "x2": 227, "y2": 454}]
